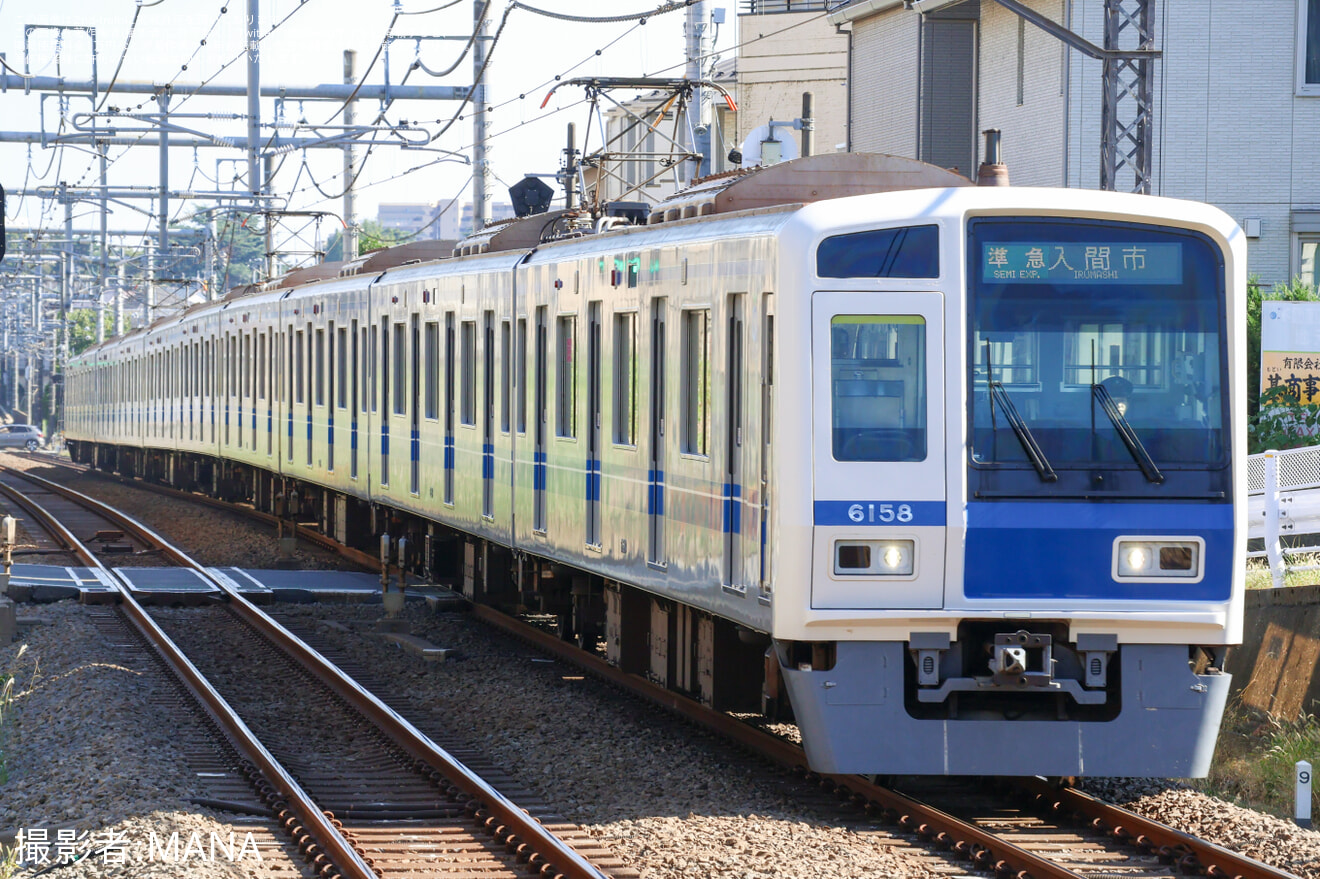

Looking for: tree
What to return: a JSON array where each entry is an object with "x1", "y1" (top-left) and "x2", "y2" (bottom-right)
[
  {"x1": 67, "y1": 310, "x2": 116, "y2": 356},
  {"x1": 323, "y1": 220, "x2": 409, "y2": 262}
]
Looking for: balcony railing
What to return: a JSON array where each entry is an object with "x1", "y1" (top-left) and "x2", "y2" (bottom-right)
[{"x1": 740, "y1": 0, "x2": 839, "y2": 14}]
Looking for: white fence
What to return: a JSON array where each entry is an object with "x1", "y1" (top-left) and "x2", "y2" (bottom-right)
[{"x1": 1248, "y1": 444, "x2": 1320, "y2": 587}]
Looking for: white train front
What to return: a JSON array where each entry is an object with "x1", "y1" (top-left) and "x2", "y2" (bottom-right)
[{"x1": 65, "y1": 155, "x2": 1246, "y2": 776}]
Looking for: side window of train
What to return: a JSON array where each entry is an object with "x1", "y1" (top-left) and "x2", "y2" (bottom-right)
[
  {"x1": 681, "y1": 308, "x2": 710, "y2": 456},
  {"x1": 461, "y1": 319, "x2": 476, "y2": 425},
  {"x1": 393, "y1": 322, "x2": 407, "y2": 416},
  {"x1": 556, "y1": 315, "x2": 576, "y2": 438},
  {"x1": 424, "y1": 321, "x2": 440, "y2": 419},
  {"x1": 830, "y1": 315, "x2": 927, "y2": 462},
  {"x1": 614, "y1": 311, "x2": 637, "y2": 446},
  {"x1": 816, "y1": 225, "x2": 939, "y2": 279}
]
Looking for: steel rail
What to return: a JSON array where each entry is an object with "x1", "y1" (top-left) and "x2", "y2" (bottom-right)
[
  {"x1": 471, "y1": 604, "x2": 1306, "y2": 879},
  {"x1": 467, "y1": 604, "x2": 1084, "y2": 879},
  {"x1": 6, "y1": 466, "x2": 614, "y2": 879},
  {"x1": 1015, "y1": 777, "x2": 1303, "y2": 879},
  {"x1": 0, "y1": 471, "x2": 379, "y2": 879}
]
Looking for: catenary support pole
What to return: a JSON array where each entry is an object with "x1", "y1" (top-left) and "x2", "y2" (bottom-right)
[
  {"x1": 342, "y1": 50, "x2": 359, "y2": 262},
  {"x1": 471, "y1": 0, "x2": 490, "y2": 231}
]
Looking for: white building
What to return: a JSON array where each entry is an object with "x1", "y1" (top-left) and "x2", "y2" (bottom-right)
[
  {"x1": 376, "y1": 203, "x2": 433, "y2": 237},
  {"x1": 831, "y1": 0, "x2": 1320, "y2": 285}
]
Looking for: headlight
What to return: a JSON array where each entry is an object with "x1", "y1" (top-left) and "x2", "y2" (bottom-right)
[
  {"x1": 834, "y1": 539, "x2": 915, "y2": 576},
  {"x1": 1113, "y1": 538, "x2": 1203, "y2": 581}
]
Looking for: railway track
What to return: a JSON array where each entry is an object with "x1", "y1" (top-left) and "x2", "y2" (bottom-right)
[
  {"x1": 15, "y1": 454, "x2": 1308, "y2": 879},
  {"x1": 0, "y1": 464, "x2": 631, "y2": 879}
]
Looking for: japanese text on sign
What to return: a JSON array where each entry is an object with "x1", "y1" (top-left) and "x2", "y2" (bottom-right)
[{"x1": 981, "y1": 243, "x2": 1182, "y2": 284}]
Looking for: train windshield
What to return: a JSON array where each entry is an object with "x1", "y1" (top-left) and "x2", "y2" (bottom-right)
[{"x1": 967, "y1": 218, "x2": 1228, "y2": 496}]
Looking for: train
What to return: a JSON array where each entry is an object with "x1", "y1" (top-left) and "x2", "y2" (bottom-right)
[{"x1": 64, "y1": 153, "x2": 1246, "y2": 776}]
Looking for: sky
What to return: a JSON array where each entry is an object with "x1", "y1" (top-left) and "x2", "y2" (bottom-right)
[{"x1": 0, "y1": 0, "x2": 739, "y2": 257}]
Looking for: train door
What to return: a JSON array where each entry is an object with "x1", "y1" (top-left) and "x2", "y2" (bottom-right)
[
  {"x1": 533, "y1": 306, "x2": 548, "y2": 533},
  {"x1": 810, "y1": 291, "x2": 946, "y2": 609},
  {"x1": 647, "y1": 298, "x2": 666, "y2": 566},
  {"x1": 287, "y1": 329, "x2": 295, "y2": 462},
  {"x1": 444, "y1": 312, "x2": 455, "y2": 504},
  {"x1": 410, "y1": 316, "x2": 420, "y2": 494},
  {"x1": 306, "y1": 323, "x2": 314, "y2": 467},
  {"x1": 758, "y1": 296, "x2": 774, "y2": 602},
  {"x1": 351, "y1": 321, "x2": 360, "y2": 479},
  {"x1": 482, "y1": 311, "x2": 495, "y2": 518},
  {"x1": 724, "y1": 294, "x2": 745, "y2": 590},
  {"x1": 328, "y1": 321, "x2": 337, "y2": 472},
  {"x1": 586, "y1": 302, "x2": 602, "y2": 547}
]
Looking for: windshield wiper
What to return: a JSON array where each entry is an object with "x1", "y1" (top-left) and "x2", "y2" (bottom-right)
[
  {"x1": 1091, "y1": 384, "x2": 1164, "y2": 484},
  {"x1": 988, "y1": 382, "x2": 1057, "y2": 482}
]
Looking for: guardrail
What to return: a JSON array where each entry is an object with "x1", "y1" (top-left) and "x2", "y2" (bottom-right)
[{"x1": 1248, "y1": 444, "x2": 1320, "y2": 587}]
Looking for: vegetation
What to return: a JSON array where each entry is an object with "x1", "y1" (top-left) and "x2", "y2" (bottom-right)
[
  {"x1": 1196, "y1": 704, "x2": 1320, "y2": 819},
  {"x1": 1246, "y1": 277, "x2": 1320, "y2": 452},
  {"x1": 66, "y1": 310, "x2": 117, "y2": 356},
  {"x1": 0, "y1": 645, "x2": 27, "y2": 786},
  {"x1": 322, "y1": 220, "x2": 410, "y2": 262}
]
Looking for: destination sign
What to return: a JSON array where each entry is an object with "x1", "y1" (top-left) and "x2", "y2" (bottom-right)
[{"x1": 981, "y1": 242, "x2": 1182, "y2": 284}]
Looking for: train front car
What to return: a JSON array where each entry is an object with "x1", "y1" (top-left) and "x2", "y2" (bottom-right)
[{"x1": 775, "y1": 188, "x2": 1245, "y2": 777}]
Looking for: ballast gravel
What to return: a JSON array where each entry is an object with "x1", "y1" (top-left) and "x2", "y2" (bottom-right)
[
  {"x1": 1082, "y1": 778, "x2": 1320, "y2": 879},
  {"x1": 5, "y1": 451, "x2": 1315, "y2": 878},
  {"x1": 0, "y1": 603, "x2": 309, "y2": 878}
]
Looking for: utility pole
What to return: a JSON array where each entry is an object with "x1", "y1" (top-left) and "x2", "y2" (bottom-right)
[
  {"x1": 471, "y1": 0, "x2": 491, "y2": 231},
  {"x1": 683, "y1": 1, "x2": 712, "y2": 182},
  {"x1": 99, "y1": 138, "x2": 110, "y2": 342},
  {"x1": 342, "y1": 50, "x2": 359, "y2": 261}
]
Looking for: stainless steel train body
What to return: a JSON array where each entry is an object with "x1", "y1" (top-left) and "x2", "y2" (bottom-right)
[{"x1": 66, "y1": 179, "x2": 1246, "y2": 777}]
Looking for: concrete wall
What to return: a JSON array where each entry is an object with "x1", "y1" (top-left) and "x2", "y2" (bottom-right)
[
  {"x1": 851, "y1": 11, "x2": 921, "y2": 157},
  {"x1": 1227, "y1": 584, "x2": 1320, "y2": 719},
  {"x1": 737, "y1": 11, "x2": 850, "y2": 156},
  {"x1": 978, "y1": 0, "x2": 1068, "y2": 186}
]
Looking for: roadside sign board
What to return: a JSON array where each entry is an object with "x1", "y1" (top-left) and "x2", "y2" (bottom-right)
[{"x1": 1261, "y1": 301, "x2": 1320, "y2": 403}]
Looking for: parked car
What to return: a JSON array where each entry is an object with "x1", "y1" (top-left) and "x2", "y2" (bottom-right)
[{"x1": 0, "y1": 424, "x2": 46, "y2": 451}]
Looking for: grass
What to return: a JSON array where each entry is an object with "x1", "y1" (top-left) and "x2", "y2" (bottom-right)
[
  {"x1": 1244, "y1": 554, "x2": 1320, "y2": 589},
  {"x1": 1196, "y1": 701, "x2": 1320, "y2": 819},
  {"x1": 0, "y1": 644, "x2": 25, "y2": 786}
]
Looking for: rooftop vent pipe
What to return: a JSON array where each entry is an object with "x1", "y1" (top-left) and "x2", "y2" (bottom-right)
[{"x1": 977, "y1": 129, "x2": 1009, "y2": 187}]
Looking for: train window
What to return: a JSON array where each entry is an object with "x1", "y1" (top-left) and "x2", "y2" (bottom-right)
[
  {"x1": 974, "y1": 332, "x2": 1038, "y2": 386},
  {"x1": 371, "y1": 325, "x2": 379, "y2": 413},
  {"x1": 295, "y1": 331, "x2": 305, "y2": 404},
  {"x1": 681, "y1": 308, "x2": 709, "y2": 456},
  {"x1": 337, "y1": 327, "x2": 347, "y2": 408},
  {"x1": 516, "y1": 317, "x2": 528, "y2": 433},
  {"x1": 500, "y1": 319, "x2": 511, "y2": 433},
  {"x1": 461, "y1": 320, "x2": 476, "y2": 425},
  {"x1": 830, "y1": 315, "x2": 927, "y2": 462},
  {"x1": 424, "y1": 321, "x2": 439, "y2": 419},
  {"x1": 614, "y1": 312, "x2": 636, "y2": 445},
  {"x1": 1062, "y1": 322, "x2": 1164, "y2": 388},
  {"x1": 392, "y1": 323, "x2": 406, "y2": 416},
  {"x1": 316, "y1": 329, "x2": 325, "y2": 405},
  {"x1": 816, "y1": 225, "x2": 939, "y2": 279},
  {"x1": 557, "y1": 315, "x2": 576, "y2": 438}
]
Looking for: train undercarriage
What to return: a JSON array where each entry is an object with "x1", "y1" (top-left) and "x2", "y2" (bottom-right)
[{"x1": 67, "y1": 440, "x2": 777, "y2": 718}]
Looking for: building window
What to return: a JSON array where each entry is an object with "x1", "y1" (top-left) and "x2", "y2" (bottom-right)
[
  {"x1": 1301, "y1": 0, "x2": 1320, "y2": 92},
  {"x1": 1302, "y1": 238, "x2": 1320, "y2": 289}
]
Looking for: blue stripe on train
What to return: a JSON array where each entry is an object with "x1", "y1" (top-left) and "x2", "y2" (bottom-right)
[
  {"x1": 723, "y1": 482, "x2": 742, "y2": 534},
  {"x1": 963, "y1": 501, "x2": 1233, "y2": 601}
]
